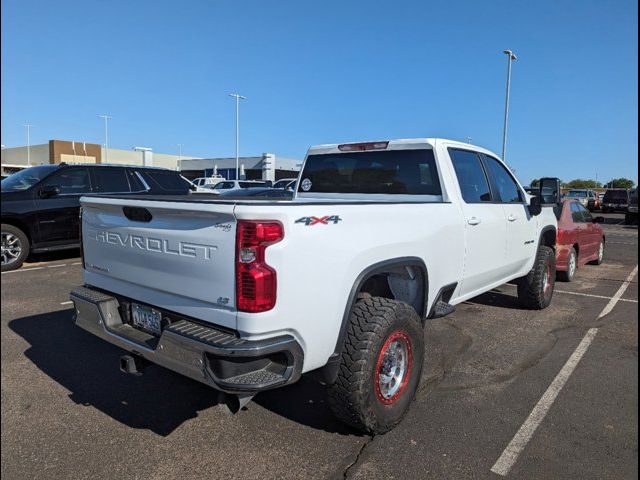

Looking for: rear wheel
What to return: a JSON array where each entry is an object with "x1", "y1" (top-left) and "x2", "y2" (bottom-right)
[
  {"x1": 327, "y1": 297, "x2": 424, "y2": 434},
  {"x1": 557, "y1": 248, "x2": 577, "y2": 282},
  {"x1": 517, "y1": 246, "x2": 556, "y2": 310},
  {"x1": 1, "y1": 224, "x2": 29, "y2": 272},
  {"x1": 589, "y1": 240, "x2": 605, "y2": 265}
]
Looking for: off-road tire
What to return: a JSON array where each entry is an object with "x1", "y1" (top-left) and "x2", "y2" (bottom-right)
[
  {"x1": 327, "y1": 297, "x2": 424, "y2": 434},
  {"x1": 1, "y1": 224, "x2": 30, "y2": 272},
  {"x1": 557, "y1": 247, "x2": 577, "y2": 282},
  {"x1": 517, "y1": 245, "x2": 556, "y2": 310}
]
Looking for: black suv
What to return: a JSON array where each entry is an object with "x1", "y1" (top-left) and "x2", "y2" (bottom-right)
[
  {"x1": 601, "y1": 189, "x2": 630, "y2": 213},
  {"x1": 1, "y1": 164, "x2": 192, "y2": 271}
]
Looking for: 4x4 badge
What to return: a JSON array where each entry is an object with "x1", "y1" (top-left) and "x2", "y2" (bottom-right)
[{"x1": 295, "y1": 215, "x2": 342, "y2": 226}]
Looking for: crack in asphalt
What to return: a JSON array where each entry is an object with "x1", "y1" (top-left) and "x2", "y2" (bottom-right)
[{"x1": 340, "y1": 434, "x2": 374, "y2": 479}]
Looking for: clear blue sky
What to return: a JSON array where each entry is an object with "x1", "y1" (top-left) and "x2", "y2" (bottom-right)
[{"x1": 1, "y1": 0, "x2": 637, "y2": 185}]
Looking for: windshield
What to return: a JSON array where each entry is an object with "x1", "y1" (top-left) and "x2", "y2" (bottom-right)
[
  {"x1": 1, "y1": 165, "x2": 58, "y2": 192},
  {"x1": 567, "y1": 190, "x2": 588, "y2": 198}
]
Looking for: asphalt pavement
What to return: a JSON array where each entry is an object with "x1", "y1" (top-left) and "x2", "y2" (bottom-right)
[{"x1": 1, "y1": 213, "x2": 637, "y2": 479}]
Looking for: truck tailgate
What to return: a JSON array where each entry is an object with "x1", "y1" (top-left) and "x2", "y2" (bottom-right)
[{"x1": 80, "y1": 196, "x2": 237, "y2": 328}]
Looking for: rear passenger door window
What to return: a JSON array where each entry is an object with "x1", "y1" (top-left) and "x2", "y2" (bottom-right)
[
  {"x1": 578, "y1": 203, "x2": 593, "y2": 222},
  {"x1": 41, "y1": 168, "x2": 92, "y2": 195},
  {"x1": 91, "y1": 168, "x2": 132, "y2": 193},
  {"x1": 481, "y1": 155, "x2": 523, "y2": 203},
  {"x1": 570, "y1": 202, "x2": 585, "y2": 223},
  {"x1": 449, "y1": 149, "x2": 492, "y2": 203}
]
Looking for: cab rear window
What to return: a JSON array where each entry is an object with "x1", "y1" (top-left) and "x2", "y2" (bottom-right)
[{"x1": 299, "y1": 149, "x2": 441, "y2": 195}]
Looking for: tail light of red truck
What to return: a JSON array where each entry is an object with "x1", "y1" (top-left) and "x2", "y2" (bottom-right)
[{"x1": 236, "y1": 220, "x2": 284, "y2": 312}]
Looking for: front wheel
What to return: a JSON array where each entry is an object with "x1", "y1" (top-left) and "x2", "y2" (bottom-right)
[
  {"x1": 517, "y1": 246, "x2": 556, "y2": 310},
  {"x1": 327, "y1": 297, "x2": 424, "y2": 434},
  {"x1": 1, "y1": 224, "x2": 30, "y2": 272}
]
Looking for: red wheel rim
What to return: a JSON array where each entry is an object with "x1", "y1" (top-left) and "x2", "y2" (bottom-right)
[
  {"x1": 375, "y1": 331, "x2": 413, "y2": 405},
  {"x1": 543, "y1": 262, "x2": 554, "y2": 298}
]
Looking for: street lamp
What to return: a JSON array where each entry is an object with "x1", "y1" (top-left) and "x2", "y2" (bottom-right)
[
  {"x1": 501, "y1": 50, "x2": 517, "y2": 162},
  {"x1": 22, "y1": 123, "x2": 33, "y2": 166},
  {"x1": 97, "y1": 114, "x2": 112, "y2": 162},
  {"x1": 228, "y1": 93, "x2": 246, "y2": 180}
]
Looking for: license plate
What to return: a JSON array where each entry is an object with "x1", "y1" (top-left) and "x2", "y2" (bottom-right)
[{"x1": 131, "y1": 303, "x2": 162, "y2": 335}]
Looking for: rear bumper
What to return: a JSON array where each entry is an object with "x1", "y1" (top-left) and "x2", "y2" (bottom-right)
[{"x1": 70, "y1": 286, "x2": 303, "y2": 394}]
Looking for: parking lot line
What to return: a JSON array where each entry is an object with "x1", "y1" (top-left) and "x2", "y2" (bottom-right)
[
  {"x1": 554, "y1": 289, "x2": 638, "y2": 303},
  {"x1": 491, "y1": 264, "x2": 638, "y2": 477},
  {"x1": 597, "y1": 265, "x2": 638, "y2": 319},
  {"x1": 1, "y1": 263, "x2": 72, "y2": 275},
  {"x1": 60, "y1": 301, "x2": 74, "y2": 306}
]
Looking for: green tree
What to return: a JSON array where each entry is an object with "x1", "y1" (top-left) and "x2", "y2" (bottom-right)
[
  {"x1": 605, "y1": 178, "x2": 636, "y2": 189},
  {"x1": 564, "y1": 179, "x2": 602, "y2": 189}
]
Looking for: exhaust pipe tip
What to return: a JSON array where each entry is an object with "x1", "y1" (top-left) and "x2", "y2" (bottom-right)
[{"x1": 120, "y1": 354, "x2": 145, "y2": 376}]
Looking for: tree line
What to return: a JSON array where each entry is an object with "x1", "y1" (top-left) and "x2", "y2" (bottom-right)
[{"x1": 530, "y1": 178, "x2": 636, "y2": 189}]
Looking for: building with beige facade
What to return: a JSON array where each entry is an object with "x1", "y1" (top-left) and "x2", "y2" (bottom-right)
[{"x1": 1, "y1": 140, "x2": 196, "y2": 176}]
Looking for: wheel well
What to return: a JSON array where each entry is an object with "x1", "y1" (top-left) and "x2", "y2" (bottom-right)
[
  {"x1": 357, "y1": 265, "x2": 426, "y2": 320},
  {"x1": 541, "y1": 228, "x2": 556, "y2": 250},
  {"x1": 321, "y1": 259, "x2": 429, "y2": 384},
  {"x1": 1, "y1": 218, "x2": 31, "y2": 243},
  {"x1": 573, "y1": 243, "x2": 580, "y2": 256}
]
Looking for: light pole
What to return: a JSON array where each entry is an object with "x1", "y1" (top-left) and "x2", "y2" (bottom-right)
[
  {"x1": 97, "y1": 114, "x2": 112, "y2": 162},
  {"x1": 22, "y1": 123, "x2": 33, "y2": 166},
  {"x1": 501, "y1": 50, "x2": 517, "y2": 162},
  {"x1": 466, "y1": 136, "x2": 473, "y2": 144},
  {"x1": 177, "y1": 144, "x2": 183, "y2": 171},
  {"x1": 228, "y1": 93, "x2": 246, "y2": 180}
]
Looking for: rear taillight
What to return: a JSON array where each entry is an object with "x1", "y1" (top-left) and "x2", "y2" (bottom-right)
[
  {"x1": 557, "y1": 228, "x2": 568, "y2": 245},
  {"x1": 236, "y1": 220, "x2": 284, "y2": 312}
]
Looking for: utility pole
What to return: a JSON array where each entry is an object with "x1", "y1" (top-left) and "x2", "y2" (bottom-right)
[
  {"x1": 228, "y1": 93, "x2": 246, "y2": 180},
  {"x1": 177, "y1": 144, "x2": 183, "y2": 171},
  {"x1": 501, "y1": 50, "x2": 517, "y2": 162},
  {"x1": 466, "y1": 136, "x2": 473, "y2": 144},
  {"x1": 97, "y1": 114, "x2": 112, "y2": 163},
  {"x1": 22, "y1": 123, "x2": 33, "y2": 166}
]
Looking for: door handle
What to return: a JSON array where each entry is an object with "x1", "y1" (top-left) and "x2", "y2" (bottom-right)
[
  {"x1": 468, "y1": 217, "x2": 481, "y2": 226},
  {"x1": 507, "y1": 214, "x2": 518, "y2": 222}
]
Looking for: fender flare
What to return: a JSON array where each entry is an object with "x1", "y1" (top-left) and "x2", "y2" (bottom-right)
[{"x1": 321, "y1": 256, "x2": 428, "y2": 384}]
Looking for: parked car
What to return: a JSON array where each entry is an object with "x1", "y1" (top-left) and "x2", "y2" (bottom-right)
[
  {"x1": 626, "y1": 188, "x2": 638, "y2": 224},
  {"x1": 565, "y1": 189, "x2": 599, "y2": 211},
  {"x1": 556, "y1": 199, "x2": 605, "y2": 282},
  {"x1": 272, "y1": 178, "x2": 298, "y2": 190},
  {"x1": 70, "y1": 138, "x2": 560, "y2": 434},
  {"x1": 220, "y1": 187, "x2": 294, "y2": 199},
  {"x1": 191, "y1": 175, "x2": 225, "y2": 188},
  {"x1": 1, "y1": 164, "x2": 192, "y2": 271},
  {"x1": 210, "y1": 180, "x2": 271, "y2": 193},
  {"x1": 601, "y1": 189, "x2": 630, "y2": 213}
]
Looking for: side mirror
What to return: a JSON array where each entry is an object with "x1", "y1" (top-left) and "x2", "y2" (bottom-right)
[
  {"x1": 39, "y1": 185, "x2": 61, "y2": 198},
  {"x1": 593, "y1": 216, "x2": 605, "y2": 223},
  {"x1": 529, "y1": 195, "x2": 542, "y2": 216},
  {"x1": 538, "y1": 177, "x2": 562, "y2": 205}
]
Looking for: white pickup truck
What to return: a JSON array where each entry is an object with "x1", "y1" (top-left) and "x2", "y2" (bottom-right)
[{"x1": 70, "y1": 138, "x2": 560, "y2": 434}]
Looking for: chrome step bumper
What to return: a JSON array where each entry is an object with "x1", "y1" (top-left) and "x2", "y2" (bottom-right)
[{"x1": 70, "y1": 286, "x2": 303, "y2": 393}]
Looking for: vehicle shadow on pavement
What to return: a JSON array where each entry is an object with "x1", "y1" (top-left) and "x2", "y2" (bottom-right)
[
  {"x1": 25, "y1": 249, "x2": 80, "y2": 265},
  {"x1": 254, "y1": 377, "x2": 361, "y2": 436},
  {"x1": 464, "y1": 289, "x2": 524, "y2": 310},
  {"x1": 9, "y1": 309, "x2": 221, "y2": 436},
  {"x1": 9, "y1": 309, "x2": 359, "y2": 437}
]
